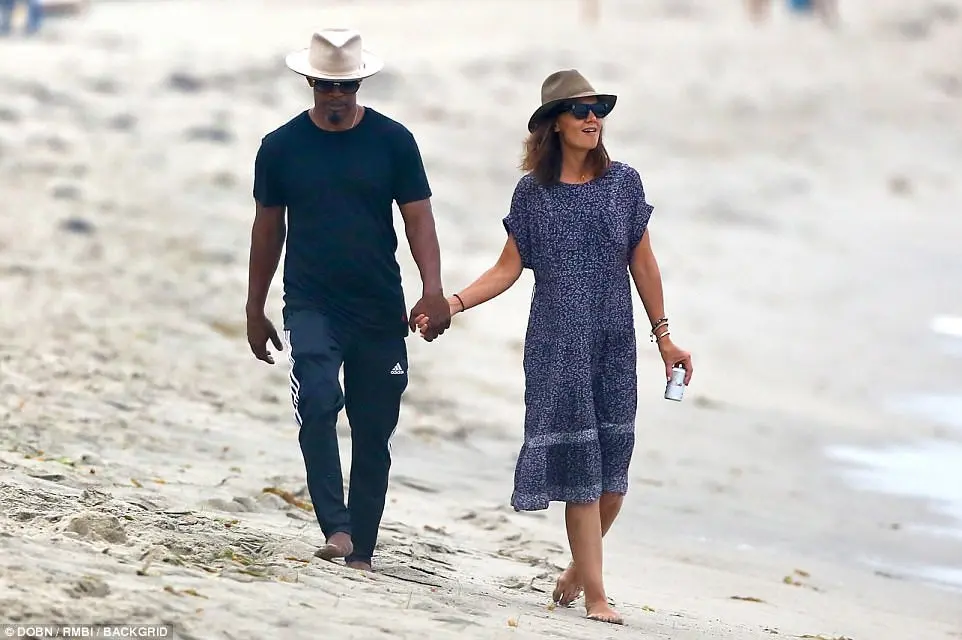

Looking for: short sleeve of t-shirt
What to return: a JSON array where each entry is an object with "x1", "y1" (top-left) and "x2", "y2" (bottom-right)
[
  {"x1": 624, "y1": 166, "x2": 654, "y2": 250},
  {"x1": 501, "y1": 177, "x2": 535, "y2": 270},
  {"x1": 392, "y1": 129, "x2": 432, "y2": 206},
  {"x1": 253, "y1": 137, "x2": 285, "y2": 207}
]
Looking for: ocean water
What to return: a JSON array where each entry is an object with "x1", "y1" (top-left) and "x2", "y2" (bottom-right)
[
  {"x1": 827, "y1": 440, "x2": 962, "y2": 531},
  {"x1": 931, "y1": 315, "x2": 962, "y2": 340},
  {"x1": 888, "y1": 393, "x2": 962, "y2": 433},
  {"x1": 827, "y1": 438, "x2": 962, "y2": 591},
  {"x1": 827, "y1": 315, "x2": 962, "y2": 589}
]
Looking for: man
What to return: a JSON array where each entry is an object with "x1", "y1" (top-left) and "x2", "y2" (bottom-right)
[{"x1": 246, "y1": 28, "x2": 451, "y2": 571}]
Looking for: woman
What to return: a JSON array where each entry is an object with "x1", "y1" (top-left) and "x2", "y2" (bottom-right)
[{"x1": 417, "y1": 69, "x2": 693, "y2": 625}]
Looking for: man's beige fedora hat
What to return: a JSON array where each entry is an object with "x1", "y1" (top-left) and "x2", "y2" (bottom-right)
[
  {"x1": 527, "y1": 69, "x2": 617, "y2": 132},
  {"x1": 285, "y1": 28, "x2": 384, "y2": 80}
]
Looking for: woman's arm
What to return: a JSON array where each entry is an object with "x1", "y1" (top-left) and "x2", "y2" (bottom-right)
[
  {"x1": 448, "y1": 235, "x2": 524, "y2": 315},
  {"x1": 416, "y1": 177, "x2": 531, "y2": 333},
  {"x1": 629, "y1": 230, "x2": 693, "y2": 382},
  {"x1": 628, "y1": 231, "x2": 666, "y2": 330}
]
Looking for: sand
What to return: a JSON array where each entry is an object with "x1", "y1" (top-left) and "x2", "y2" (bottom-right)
[{"x1": 1, "y1": 0, "x2": 961, "y2": 638}]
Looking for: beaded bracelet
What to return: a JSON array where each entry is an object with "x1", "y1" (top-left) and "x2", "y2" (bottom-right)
[
  {"x1": 650, "y1": 316, "x2": 669, "y2": 341},
  {"x1": 651, "y1": 329, "x2": 671, "y2": 343}
]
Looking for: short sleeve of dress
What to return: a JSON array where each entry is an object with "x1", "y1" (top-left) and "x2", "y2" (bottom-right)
[
  {"x1": 624, "y1": 166, "x2": 654, "y2": 250},
  {"x1": 502, "y1": 177, "x2": 535, "y2": 270}
]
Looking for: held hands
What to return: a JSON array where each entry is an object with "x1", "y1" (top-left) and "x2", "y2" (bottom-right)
[
  {"x1": 414, "y1": 296, "x2": 462, "y2": 340},
  {"x1": 409, "y1": 292, "x2": 452, "y2": 342}
]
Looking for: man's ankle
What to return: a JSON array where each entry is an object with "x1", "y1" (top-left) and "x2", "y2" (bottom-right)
[
  {"x1": 327, "y1": 530, "x2": 352, "y2": 541},
  {"x1": 345, "y1": 553, "x2": 371, "y2": 564}
]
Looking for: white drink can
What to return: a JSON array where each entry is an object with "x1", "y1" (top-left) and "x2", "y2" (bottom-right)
[{"x1": 664, "y1": 364, "x2": 686, "y2": 402}]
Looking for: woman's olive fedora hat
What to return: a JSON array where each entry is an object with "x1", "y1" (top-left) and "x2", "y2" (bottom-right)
[{"x1": 527, "y1": 69, "x2": 617, "y2": 132}]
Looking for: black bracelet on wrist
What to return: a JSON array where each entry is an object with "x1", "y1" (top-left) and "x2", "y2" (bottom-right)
[
  {"x1": 650, "y1": 317, "x2": 668, "y2": 333},
  {"x1": 453, "y1": 293, "x2": 466, "y2": 312}
]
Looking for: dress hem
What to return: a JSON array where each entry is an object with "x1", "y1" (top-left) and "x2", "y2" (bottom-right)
[{"x1": 510, "y1": 482, "x2": 629, "y2": 512}]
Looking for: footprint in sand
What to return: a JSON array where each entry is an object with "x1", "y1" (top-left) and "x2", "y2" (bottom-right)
[
  {"x1": 63, "y1": 511, "x2": 127, "y2": 544},
  {"x1": 67, "y1": 576, "x2": 110, "y2": 598},
  {"x1": 458, "y1": 509, "x2": 511, "y2": 531}
]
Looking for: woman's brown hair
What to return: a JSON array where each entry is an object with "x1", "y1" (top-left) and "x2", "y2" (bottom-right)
[{"x1": 520, "y1": 111, "x2": 611, "y2": 186}]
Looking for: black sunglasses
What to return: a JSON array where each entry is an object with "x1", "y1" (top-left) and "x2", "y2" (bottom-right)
[
  {"x1": 561, "y1": 102, "x2": 611, "y2": 120},
  {"x1": 309, "y1": 78, "x2": 362, "y2": 94}
]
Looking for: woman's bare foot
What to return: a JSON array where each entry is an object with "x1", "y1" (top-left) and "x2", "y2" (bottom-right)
[
  {"x1": 585, "y1": 600, "x2": 624, "y2": 625},
  {"x1": 551, "y1": 562, "x2": 583, "y2": 606},
  {"x1": 314, "y1": 532, "x2": 353, "y2": 561}
]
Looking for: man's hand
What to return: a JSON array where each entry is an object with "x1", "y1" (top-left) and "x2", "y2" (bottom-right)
[
  {"x1": 247, "y1": 309, "x2": 283, "y2": 364},
  {"x1": 409, "y1": 292, "x2": 451, "y2": 342}
]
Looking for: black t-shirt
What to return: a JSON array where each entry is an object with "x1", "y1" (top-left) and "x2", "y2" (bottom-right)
[{"x1": 253, "y1": 108, "x2": 432, "y2": 337}]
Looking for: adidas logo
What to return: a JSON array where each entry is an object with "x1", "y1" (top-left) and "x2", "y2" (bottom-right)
[{"x1": 390, "y1": 362, "x2": 405, "y2": 375}]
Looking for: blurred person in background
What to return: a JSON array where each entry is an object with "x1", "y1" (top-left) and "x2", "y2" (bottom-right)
[
  {"x1": 746, "y1": 0, "x2": 837, "y2": 24},
  {"x1": 416, "y1": 69, "x2": 693, "y2": 625},
  {"x1": 0, "y1": 0, "x2": 43, "y2": 35},
  {"x1": 246, "y1": 28, "x2": 450, "y2": 572}
]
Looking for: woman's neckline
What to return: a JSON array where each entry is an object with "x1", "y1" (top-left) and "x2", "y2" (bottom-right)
[{"x1": 556, "y1": 161, "x2": 619, "y2": 186}]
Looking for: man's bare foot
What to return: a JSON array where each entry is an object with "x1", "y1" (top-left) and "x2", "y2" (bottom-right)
[
  {"x1": 585, "y1": 600, "x2": 624, "y2": 625},
  {"x1": 314, "y1": 532, "x2": 353, "y2": 561},
  {"x1": 345, "y1": 560, "x2": 373, "y2": 572},
  {"x1": 551, "y1": 562, "x2": 583, "y2": 606}
]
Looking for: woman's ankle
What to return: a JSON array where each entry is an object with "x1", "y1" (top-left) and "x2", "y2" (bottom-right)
[
  {"x1": 584, "y1": 594, "x2": 610, "y2": 611},
  {"x1": 581, "y1": 581, "x2": 608, "y2": 605}
]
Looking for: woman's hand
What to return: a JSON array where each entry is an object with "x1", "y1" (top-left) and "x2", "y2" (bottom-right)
[
  {"x1": 413, "y1": 297, "x2": 462, "y2": 339},
  {"x1": 657, "y1": 337, "x2": 693, "y2": 385}
]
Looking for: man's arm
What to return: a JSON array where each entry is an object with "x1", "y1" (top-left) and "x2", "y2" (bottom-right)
[
  {"x1": 245, "y1": 202, "x2": 286, "y2": 363},
  {"x1": 400, "y1": 199, "x2": 450, "y2": 339},
  {"x1": 392, "y1": 127, "x2": 449, "y2": 339},
  {"x1": 246, "y1": 136, "x2": 288, "y2": 363},
  {"x1": 246, "y1": 202, "x2": 286, "y2": 315},
  {"x1": 399, "y1": 199, "x2": 443, "y2": 298}
]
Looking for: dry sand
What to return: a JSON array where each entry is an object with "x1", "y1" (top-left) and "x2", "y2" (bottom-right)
[{"x1": 1, "y1": 0, "x2": 962, "y2": 638}]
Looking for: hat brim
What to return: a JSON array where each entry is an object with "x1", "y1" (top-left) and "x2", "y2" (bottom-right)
[
  {"x1": 284, "y1": 48, "x2": 385, "y2": 80},
  {"x1": 527, "y1": 92, "x2": 618, "y2": 132}
]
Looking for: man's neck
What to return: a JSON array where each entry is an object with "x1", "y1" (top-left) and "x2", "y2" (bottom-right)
[{"x1": 308, "y1": 105, "x2": 363, "y2": 132}]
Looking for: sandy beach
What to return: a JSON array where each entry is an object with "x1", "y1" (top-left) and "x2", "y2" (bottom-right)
[{"x1": 1, "y1": 0, "x2": 961, "y2": 638}]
